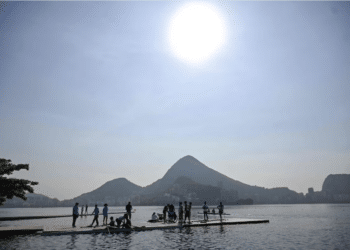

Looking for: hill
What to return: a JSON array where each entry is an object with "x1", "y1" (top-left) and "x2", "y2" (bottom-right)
[
  {"x1": 141, "y1": 155, "x2": 300, "y2": 204},
  {"x1": 2, "y1": 193, "x2": 60, "y2": 207},
  {"x1": 60, "y1": 178, "x2": 142, "y2": 206},
  {"x1": 322, "y1": 174, "x2": 350, "y2": 195}
]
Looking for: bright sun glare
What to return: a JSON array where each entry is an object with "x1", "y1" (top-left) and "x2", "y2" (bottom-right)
[{"x1": 169, "y1": 2, "x2": 226, "y2": 65}]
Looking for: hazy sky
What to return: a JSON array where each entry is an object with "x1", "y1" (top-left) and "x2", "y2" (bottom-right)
[{"x1": 1, "y1": 1, "x2": 349, "y2": 200}]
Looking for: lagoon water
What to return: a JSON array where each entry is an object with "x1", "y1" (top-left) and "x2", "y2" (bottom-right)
[{"x1": 0, "y1": 204, "x2": 349, "y2": 249}]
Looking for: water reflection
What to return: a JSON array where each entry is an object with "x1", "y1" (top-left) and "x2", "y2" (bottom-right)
[
  {"x1": 66, "y1": 234, "x2": 77, "y2": 249},
  {"x1": 219, "y1": 225, "x2": 225, "y2": 234},
  {"x1": 118, "y1": 231, "x2": 132, "y2": 249},
  {"x1": 89, "y1": 233, "x2": 97, "y2": 248},
  {"x1": 203, "y1": 225, "x2": 209, "y2": 234}
]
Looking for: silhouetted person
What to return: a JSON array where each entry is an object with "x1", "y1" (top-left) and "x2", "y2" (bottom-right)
[
  {"x1": 122, "y1": 213, "x2": 132, "y2": 229},
  {"x1": 72, "y1": 202, "x2": 79, "y2": 227},
  {"x1": 184, "y1": 201, "x2": 191, "y2": 223},
  {"x1": 103, "y1": 203, "x2": 108, "y2": 225},
  {"x1": 168, "y1": 204, "x2": 177, "y2": 222},
  {"x1": 90, "y1": 204, "x2": 99, "y2": 227},
  {"x1": 151, "y1": 212, "x2": 158, "y2": 221},
  {"x1": 163, "y1": 204, "x2": 169, "y2": 223},
  {"x1": 81, "y1": 205, "x2": 84, "y2": 217},
  {"x1": 217, "y1": 202, "x2": 224, "y2": 221},
  {"x1": 212, "y1": 209, "x2": 215, "y2": 214},
  {"x1": 126, "y1": 202, "x2": 132, "y2": 219},
  {"x1": 109, "y1": 216, "x2": 115, "y2": 226},
  {"x1": 85, "y1": 204, "x2": 88, "y2": 215},
  {"x1": 178, "y1": 202, "x2": 184, "y2": 223},
  {"x1": 116, "y1": 215, "x2": 125, "y2": 228},
  {"x1": 202, "y1": 201, "x2": 209, "y2": 221}
]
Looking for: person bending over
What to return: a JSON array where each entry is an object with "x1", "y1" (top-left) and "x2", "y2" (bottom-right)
[{"x1": 116, "y1": 215, "x2": 125, "y2": 228}]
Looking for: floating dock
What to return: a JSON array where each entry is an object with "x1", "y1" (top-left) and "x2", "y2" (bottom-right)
[
  {"x1": 0, "y1": 212, "x2": 133, "y2": 221},
  {"x1": 0, "y1": 218, "x2": 269, "y2": 237},
  {"x1": 0, "y1": 226, "x2": 44, "y2": 236}
]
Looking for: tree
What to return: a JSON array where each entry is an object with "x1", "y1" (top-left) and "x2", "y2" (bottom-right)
[{"x1": 0, "y1": 158, "x2": 39, "y2": 206}]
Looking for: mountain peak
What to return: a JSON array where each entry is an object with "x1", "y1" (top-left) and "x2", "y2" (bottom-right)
[{"x1": 181, "y1": 155, "x2": 197, "y2": 160}]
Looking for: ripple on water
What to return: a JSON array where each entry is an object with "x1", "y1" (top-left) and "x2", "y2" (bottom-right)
[{"x1": 1, "y1": 204, "x2": 350, "y2": 249}]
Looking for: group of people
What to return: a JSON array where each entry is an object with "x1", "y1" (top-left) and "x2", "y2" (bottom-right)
[
  {"x1": 79, "y1": 204, "x2": 88, "y2": 216},
  {"x1": 202, "y1": 201, "x2": 225, "y2": 221},
  {"x1": 73, "y1": 200, "x2": 226, "y2": 228},
  {"x1": 157, "y1": 201, "x2": 224, "y2": 224},
  {"x1": 72, "y1": 202, "x2": 133, "y2": 228},
  {"x1": 162, "y1": 201, "x2": 192, "y2": 223},
  {"x1": 108, "y1": 214, "x2": 132, "y2": 229}
]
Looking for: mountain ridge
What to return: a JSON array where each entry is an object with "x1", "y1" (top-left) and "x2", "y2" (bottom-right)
[{"x1": 3, "y1": 156, "x2": 349, "y2": 207}]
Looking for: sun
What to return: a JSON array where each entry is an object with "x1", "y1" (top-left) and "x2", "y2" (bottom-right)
[{"x1": 168, "y1": 2, "x2": 226, "y2": 65}]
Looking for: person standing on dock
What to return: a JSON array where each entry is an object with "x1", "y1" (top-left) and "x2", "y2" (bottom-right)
[
  {"x1": 90, "y1": 204, "x2": 99, "y2": 227},
  {"x1": 126, "y1": 202, "x2": 132, "y2": 219},
  {"x1": 85, "y1": 204, "x2": 88, "y2": 215},
  {"x1": 202, "y1": 201, "x2": 209, "y2": 221},
  {"x1": 178, "y1": 202, "x2": 184, "y2": 223},
  {"x1": 72, "y1": 202, "x2": 79, "y2": 227},
  {"x1": 163, "y1": 204, "x2": 169, "y2": 223},
  {"x1": 184, "y1": 201, "x2": 192, "y2": 223},
  {"x1": 217, "y1": 202, "x2": 224, "y2": 221},
  {"x1": 103, "y1": 204, "x2": 108, "y2": 225}
]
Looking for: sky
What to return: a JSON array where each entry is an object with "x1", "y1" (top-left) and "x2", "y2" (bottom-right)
[{"x1": 0, "y1": 1, "x2": 349, "y2": 200}]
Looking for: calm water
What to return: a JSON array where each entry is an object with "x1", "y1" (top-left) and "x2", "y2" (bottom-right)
[{"x1": 0, "y1": 204, "x2": 349, "y2": 249}]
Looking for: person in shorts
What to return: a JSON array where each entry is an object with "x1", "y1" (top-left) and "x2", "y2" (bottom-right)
[{"x1": 202, "y1": 201, "x2": 209, "y2": 221}]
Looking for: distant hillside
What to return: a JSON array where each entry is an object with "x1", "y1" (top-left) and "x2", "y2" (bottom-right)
[
  {"x1": 322, "y1": 174, "x2": 350, "y2": 195},
  {"x1": 7, "y1": 156, "x2": 341, "y2": 207},
  {"x1": 141, "y1": 155, "x2": 249, "y2": 194},
  {"x1": 2, "y1": 193, "x2": 60, "y2": 208},
  {"x1": 136, "y1": 176, "x2": 228, "y2": 205},
  {"x1": 140, "y1": 155, "x2": 299, "y2": 203},
  {"x1": 60, "y1": 178, "x2": 142, "y2": 206}
]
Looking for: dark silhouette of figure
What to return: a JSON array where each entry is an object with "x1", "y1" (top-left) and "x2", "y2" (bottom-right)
[
  {"x1": 81, "y1": 205, "x2": 84, "y2": 217},
  {"x1": 178, "y1": 202, "x2": 184, "y2": 223},
  {"x1": 126, "y1": 202, "x2": 132, "y2": 219},
  {"x1": 163, "y1": 204, "x2": 169, "y2": 223},
  {"x1": 103, "y1": 203, "x2": 108, "y2": 225},
  {"x1": 168, "y1": 204, "x2": 177, "y2": 222},
  {"x1": 184, "y1": 201, "x2": 192, "y2": 223},
  {"x1": 109, "y1": 216, "x2": 115, "y2": 226},
  {"x1": 217, "y1": 202, "x2": 224, "y2": 221},
  {"x1": 202, "y1": 201, "x2": 209, "y2": 221},
  {"x1": 85, "y1": 204, "x2": 88, "y2": 215},
  {"x1": 90, "y1": 204, "x2": 99, "y2": 227},
  {"x1": 116, "y1": 215, "x2": 124, "y2": 228},
  {"x1": 72, "y1": 202, "x2": 79, "y2": 227},
  {"x1": 122, "y1": 213, "x2": 132, "y2": 229}
]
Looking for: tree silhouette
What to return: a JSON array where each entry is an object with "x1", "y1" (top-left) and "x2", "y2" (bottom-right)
[{"x1": 0, "y1": 158, "x2": 39, "y2": 206}]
